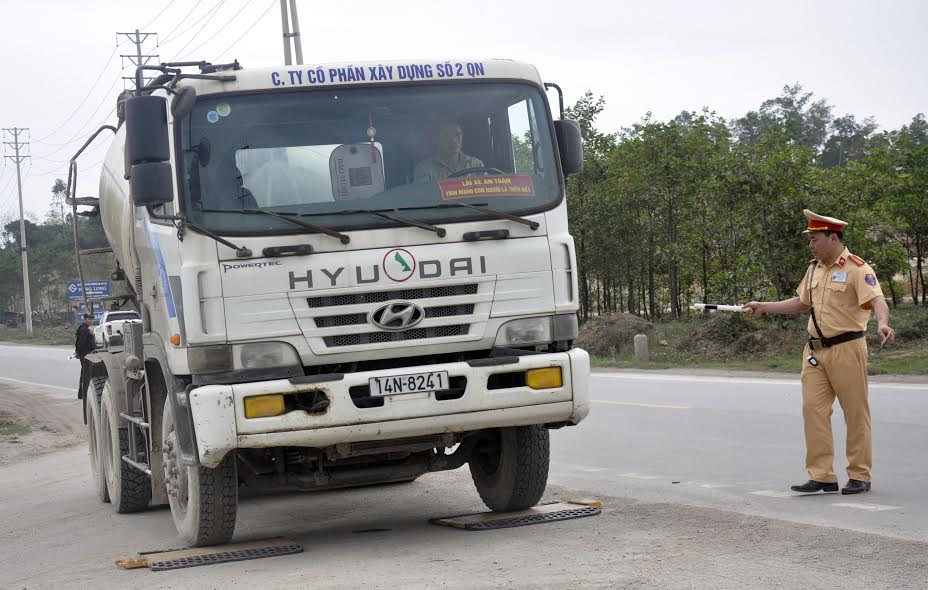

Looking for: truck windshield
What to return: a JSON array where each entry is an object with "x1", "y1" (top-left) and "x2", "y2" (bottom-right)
[{"x1": 178, "y1": 82, "x2": 561, "y2": 235}]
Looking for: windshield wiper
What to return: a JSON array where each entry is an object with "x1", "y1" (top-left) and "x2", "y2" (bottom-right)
[
  {"x1": 199, "y1": 208, "x2": 350, "y2": 244},
  {"x1": 300, "y1": 209, "x2": 447, "y2": 238},
  {"x1": 149, "y1": 209, "x2": 253, "y2": 258},
  {"x1": 398, "y1": 202, "x2": 539, "y2": 230}
]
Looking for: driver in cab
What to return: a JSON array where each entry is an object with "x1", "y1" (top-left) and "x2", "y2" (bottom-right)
[{"x1": 413, "y1": 120, "x2": 484, "y2": 182}]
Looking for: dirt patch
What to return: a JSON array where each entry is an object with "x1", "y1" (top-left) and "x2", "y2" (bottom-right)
[
  {"x1": 576, "y1": 313, "x2": 652, "y2": 357},
  {"x1": 683, "y1": 314, "x2": 801, "y2": 360},
  {"x1": 0, "y1": 381, "x2": 85, "y2": 465}
]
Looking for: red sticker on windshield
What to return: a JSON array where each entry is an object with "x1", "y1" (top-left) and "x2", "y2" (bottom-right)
[{"x1": 439, "y1": 174, "x2": 535, "y2": 200}]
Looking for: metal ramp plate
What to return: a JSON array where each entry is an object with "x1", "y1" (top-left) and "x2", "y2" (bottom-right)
[
  {"x1": 116, "y1": 538, "x2": 303, "y2": 571},
  {"x1": 430, "y1": 500, "x2": 602, "y2": 531}
]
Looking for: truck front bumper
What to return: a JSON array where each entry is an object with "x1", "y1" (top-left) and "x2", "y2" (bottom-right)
[{"x1": 187, "y1": 348, "x2": 589, "y2": 467}]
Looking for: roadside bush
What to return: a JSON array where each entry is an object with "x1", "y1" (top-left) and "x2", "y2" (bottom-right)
[{"x1": 577, "y1": 313, "x2": 651, "y2": 357}]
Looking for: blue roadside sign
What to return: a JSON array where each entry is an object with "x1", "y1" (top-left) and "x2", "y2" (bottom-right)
[
  {"x1": 73, "y1": 302, "x2": 107, "y2": 324},
  {"x1": 66, "y1": 280, "x2": 110, "y2": 301}
]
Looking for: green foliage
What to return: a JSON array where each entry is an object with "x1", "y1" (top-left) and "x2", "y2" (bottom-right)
[
  {"x1": 0, "y1": 179, "x2": 114, "y2": 314},
  {"x1": 569, "y1": 84, "x2": 928, "y2": 319}
]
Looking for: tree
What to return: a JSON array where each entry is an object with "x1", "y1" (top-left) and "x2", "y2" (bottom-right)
[{"x1": 48, "y1": 178, "x2": 68, "y2": 225}]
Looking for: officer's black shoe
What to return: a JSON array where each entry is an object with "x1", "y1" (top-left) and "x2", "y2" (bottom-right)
[
  {"x1": 841, "y1": 479, "x2": 871, "y2": 495},
  {"x1": 790, "y1": 480, "x2": 839, "y2": 493}
]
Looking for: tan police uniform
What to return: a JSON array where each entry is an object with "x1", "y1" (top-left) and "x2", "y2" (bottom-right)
[
  {"x1": 413, "y1": 153, "x2": 484, "y2": 182},
  {"x1": 795, "y1": 210, "x2": 883, "y2": 484}
]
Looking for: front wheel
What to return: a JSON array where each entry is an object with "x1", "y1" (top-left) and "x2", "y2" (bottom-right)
[
  {"x1": 469, "y1": 425, "x2": 550, "y2": 512},
  {"x1": 162, "y1": 396, "x2": 238, "y2": 546}
]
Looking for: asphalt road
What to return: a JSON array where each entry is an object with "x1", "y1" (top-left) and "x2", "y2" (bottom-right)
[
  {"x1": 550, "y1": 371, "x2": 928, "y2": 541},
  {"x1": 2, "y1": 343, "x2": 928, "y2": 588},
  {"x1": 0, "y1": 342, "x2": 80, "y2": 391}
]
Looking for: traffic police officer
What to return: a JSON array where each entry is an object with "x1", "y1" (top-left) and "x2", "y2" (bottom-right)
[{"x1": 743, "y1": 210, "x2": 894, "y2": 495}]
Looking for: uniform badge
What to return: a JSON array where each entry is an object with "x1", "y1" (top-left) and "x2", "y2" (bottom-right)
[
  {"x1": 865, "y1": 274, "x2": 877, "y2": 286},
  {"x1": 831, "y1": 271, "x2": 847, "y2": 283},
  {"x1": 838, "y1": 256, "x2": 846, "y2": 267}
]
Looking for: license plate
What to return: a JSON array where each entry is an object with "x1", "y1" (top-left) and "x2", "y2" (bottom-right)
[{"x1": 369, "y1": 371, "x2": 450, "y2": 397}]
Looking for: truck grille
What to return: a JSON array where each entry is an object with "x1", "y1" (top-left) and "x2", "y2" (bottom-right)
[
  {"x1": 324, "y1": 324, "x2": 469, "y2": 347},
  {"x1": 295, "y1": 281, "x2": 489, "y2": 352},
  {"x1": 314, "y1": 304, "x2": 475, "y2": 328},
  {"x1": 307, "y1": 284, "x2": 478, "y2": 308}
]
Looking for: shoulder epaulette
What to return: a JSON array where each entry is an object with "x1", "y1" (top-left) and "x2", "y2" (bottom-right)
[{"x1": 849, "y1": 254, "x2": 866, "y2": 266}]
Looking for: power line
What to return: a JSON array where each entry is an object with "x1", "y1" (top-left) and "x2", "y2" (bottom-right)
[
  {"x1": 142, "y1": 0, "x2": 178, "y2": 29},
  {"x1": 160, "y1": 0, "x2": 212, "y2": 45},
  {"x1": 31, "y1": 138, "x2": 109, "y2": 164},
  {"x1": 31, "y1": 78, "x2": 123, "y2": 159},
  {"x1": 31, "y1": 43, "x2": 125, "y2": 142},
  {"x1": 214, "y1": 0, "x2": 277, "y2": 62},
  {"x1": 176, "y1": 0, "x2": 254, "y2": 61},
  {"x1": 169, "y1": 0, "x2": 229, "y2": 61}
]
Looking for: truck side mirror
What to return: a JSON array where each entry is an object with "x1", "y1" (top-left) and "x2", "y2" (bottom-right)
[
  {"x1": 130, "y1": 162, "x2": 174, "y2": 207},
  {"x1": 554, "y1": 119, "x2": 584, "y2": 177},
  {"x1": 171, "y1": 86, "x2": 197, "y2": 119},
  {"x1": 125, "y1": 95, "x2": 173, "y2": 207}
]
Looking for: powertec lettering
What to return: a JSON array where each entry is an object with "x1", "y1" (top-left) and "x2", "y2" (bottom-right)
[
  {"x1": 269, "y1": 62, "x2": 486, "y2": 87},
  {"x1": 222, "y1": 261, "x2": 283, "y2": 273}
]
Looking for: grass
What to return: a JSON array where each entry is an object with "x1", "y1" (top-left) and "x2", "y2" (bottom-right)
[
  {"x1": 586, "y1": 302, "x2": 928, "y2": 376},
  {"x1": 591, "y1": 349, "x2": 928, "y2": 375},
  {"x1": 591, "y1": 355, "x2": 799, "y2": 373},
  {"x1": 0, "y1": 424, "x2": 31, "y2": 437},
  {"x1": 0, "y1": 323, "x2": 73, "y2": 346}
]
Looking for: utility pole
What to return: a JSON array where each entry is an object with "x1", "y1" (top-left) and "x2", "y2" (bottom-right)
[
  {"x1": 118, "y1": 29, "x2": 159, "y2": 89},
  {"x1": 279, "y1": 0, "x2": 303, "y2": 65},
  {"x1": 3, "y1": 128, "x2": 33, "y2": 337}
]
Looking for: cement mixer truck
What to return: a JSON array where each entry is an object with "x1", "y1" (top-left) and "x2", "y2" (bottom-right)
[{"x1": 68, "y1": 58, "x2": 589, "y2": 546}]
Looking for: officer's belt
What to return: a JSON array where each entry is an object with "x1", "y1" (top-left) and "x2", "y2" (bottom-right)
[{"x1": 808, "y1": 331, "x2": 865, "y2": 349}]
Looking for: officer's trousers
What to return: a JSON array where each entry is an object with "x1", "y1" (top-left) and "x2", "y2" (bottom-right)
[{"x1": 800, "y1": 338, "x2": 872, "y2": 482}]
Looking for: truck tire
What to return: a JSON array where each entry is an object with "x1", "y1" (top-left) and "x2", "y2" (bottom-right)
[
  {"x1": 469, "y1": 425, "x2": 550, "y2": 512},
  {"x1": 87, "y1": 377, "x2": 110, "y2": 503},
  {"x1": 162, "y1": 396, "x2": 238, "y2": 546},
  {"x1": 100, "y1": 378, "x2": 152, "y2": 513}
]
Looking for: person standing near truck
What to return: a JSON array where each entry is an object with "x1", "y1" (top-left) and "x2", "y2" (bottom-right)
[
  {"x1": 74, "y1": 313, "x2": 96, "y2": 399},
  {"x1": 743, "y1": 210, "x2": 894, "y2": 496}
]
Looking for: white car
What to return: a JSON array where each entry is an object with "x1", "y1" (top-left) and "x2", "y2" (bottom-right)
[{"x1": 93, "y1": 310, "x2": 140, "y2": 348}]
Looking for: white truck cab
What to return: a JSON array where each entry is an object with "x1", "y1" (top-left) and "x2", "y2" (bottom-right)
[{"x1": 72, "y1": 58, "x2": 589, "y2": 546}]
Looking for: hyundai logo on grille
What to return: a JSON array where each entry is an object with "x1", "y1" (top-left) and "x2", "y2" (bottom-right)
[{"x1": 369, "y1": 302, "x2": 425, "y2": 331}]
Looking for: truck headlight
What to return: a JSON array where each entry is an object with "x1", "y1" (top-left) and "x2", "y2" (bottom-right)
[
  {"x1": 187, "y1": 342, "x2": 300, "y2": 373},
  {"x1": 494, "y1": 315, "x2": 578, "y2": 347},
  {"x1": 496, "y1": 317, "x2": 552, "y2": 346},
  {"x1": 236, "y1": 342, "x2": 300, "y2": 370}
]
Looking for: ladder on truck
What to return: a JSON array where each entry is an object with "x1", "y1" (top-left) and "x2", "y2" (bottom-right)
[
  {"x1": 65, "y1": 124, "x2": 133, "y2": 316},
  {"x1": 120, "y1": 320, "x2": 153, "y2": 475},
  {"x1": 67, "y1": 125, "x2": 152, "y2": 476}
]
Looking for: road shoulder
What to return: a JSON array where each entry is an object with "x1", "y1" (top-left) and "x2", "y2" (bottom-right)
[{"x1": 0, "y1": 380, "x2": 84, "y2": 465}]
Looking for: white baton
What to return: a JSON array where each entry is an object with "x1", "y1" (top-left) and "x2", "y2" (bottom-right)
[{"x1": 691, "y1": 303, "x2": 746, "y2": 313}]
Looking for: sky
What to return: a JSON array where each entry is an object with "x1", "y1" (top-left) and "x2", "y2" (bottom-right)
[{"x1": 0, "y1": 0, "x2": 925, "y2": 222}]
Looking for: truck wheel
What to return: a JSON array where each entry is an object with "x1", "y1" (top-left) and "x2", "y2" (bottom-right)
[
  {"x1": 100, "y1": 378, "x2": 151, "y2": 513},
  {"x1": 469, "y1": 425, "x2": 550, "y2": 512},
  {"x1": 87, "y1": 377, "x2": 110, "y2": 503},
  {"x1": 162, "y1": 396, "x2": 238, "y2": 546}
]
